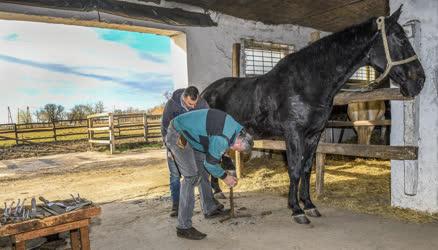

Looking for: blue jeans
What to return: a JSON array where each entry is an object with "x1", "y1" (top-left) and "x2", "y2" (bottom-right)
[{"x1": 166, "y1": 149, "x2": 181, "y2": 205}]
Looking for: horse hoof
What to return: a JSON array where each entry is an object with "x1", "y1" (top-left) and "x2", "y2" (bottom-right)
[
  {"x1": 293, "y1": 214, "x2": 311, "y2": 224},
  {"x1": 305, "y1": 208, "x2": 321, "y2": 217}
]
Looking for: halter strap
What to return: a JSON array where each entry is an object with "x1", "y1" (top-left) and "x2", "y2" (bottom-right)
[{"x1": 342, "y1": 16, "x2": 418, "y2": 92}]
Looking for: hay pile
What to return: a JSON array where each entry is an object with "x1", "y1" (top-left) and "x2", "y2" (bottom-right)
[{"x1": 234, "y1": 154, "x2": 438, "y2": 223}]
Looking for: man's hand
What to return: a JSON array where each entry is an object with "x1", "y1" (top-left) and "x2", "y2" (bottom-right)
[{"x1": 223, "y1": 175, "x2": 238, "y2": 187}]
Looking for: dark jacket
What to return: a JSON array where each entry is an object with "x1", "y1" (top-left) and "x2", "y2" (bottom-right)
[{"x1": 161, "y1": 88, "x2": 209, "y2": 139}]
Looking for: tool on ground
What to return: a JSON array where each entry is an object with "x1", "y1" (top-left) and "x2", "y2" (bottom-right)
[
  {"x1": 30, "y1": 197, "x2": 37, "y2": 217},
  {"x1": 219, "y1": 170, "x2": 252, "y2": 223}
]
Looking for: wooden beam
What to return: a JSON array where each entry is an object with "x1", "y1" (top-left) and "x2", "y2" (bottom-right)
[
  {"x1": 0, "y1": 0, "x2": 217, "y2": 27},
  {"x1": 333, "y1": 88, "x2": 412, "y2": 106},
  {"x1": 317, "y1": 143, "x2": 417, "y2": 160},
  {"x1": 11, "y1": 219, "x2": 89, "y2": 242},
  {"x1": 88, "y1": 139, "x2": 110, "y2": 144},
  {"x1": 327, "y1": 119, "x2": 391, "y2": 127},
  {"x1": 87, "y1": 113, "x2": 110, "y2": 119},
  {"x1": 253, "y1": 140, "x2": 418, "y2": 160},
  {"x1": 88, "y1": 127, "x2": 110, "y2": 131}
]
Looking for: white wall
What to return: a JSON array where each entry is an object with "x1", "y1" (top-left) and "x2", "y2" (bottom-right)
[
  {"x1": 123, "y1": 1, "x2": 320, "y2": 90},
  {"x1": 390, "y1": 0, "x2": 438, "y2": 212},
  {"x1": 170, "y1": 33, "x2": 188, "y2": 89},
  {"x1": 182, "y1": 13, "x2": 317, "y2": 90}
]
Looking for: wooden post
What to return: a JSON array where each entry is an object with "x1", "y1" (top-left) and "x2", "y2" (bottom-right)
[
  {"x1": 235, "y1": 150, "x2": 243, "y2": 178},
  {"x1": 87, "y1": 118, "x2": 93, "y2": 150},
  {"x1": 13, "y1": 123, "x2": 18, "y2": 145},
  {"x1": 143, "y1": 113, "x2": 148, "y2": 143},
  {"x1": 52, "y1": 121, "x2": 57, "y2": 142},
  {"x1": 70, "y1": 229, "x2": 81, "y2": 250},
  {"x1": 109, "y1": 113, "x2": 115, "y2": 154},
  {"x1": 232, "y1": 43, "x2": 242, "y2": 178},
  {"x1": 79, "y1": 226, "x2": 90, "y2": 250},
  {"x1": 232, "y1": 43, "x2": 241, "y2": 77},
  {"x1": 12, "y1": 241, "x2": 25, "y2": 250},
  {"x1": 315, "y1": 152, "x2": 326, "y2": 197},
  {"x1": 315, "y1": 130, "x2": 327, "y2": 197}
]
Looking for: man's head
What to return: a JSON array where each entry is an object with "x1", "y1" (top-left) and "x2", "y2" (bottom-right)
[
  {"x1": 182, "y1": 86, "x2": 199, "y2": 109},
  {"x1": 230, "y1": 129, "x2": 253, "y2": 154}
]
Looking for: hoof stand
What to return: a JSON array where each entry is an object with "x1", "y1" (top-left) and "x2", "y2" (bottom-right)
[{"x1": 293, "y1": 214, "x2": 311, "y2": 224}]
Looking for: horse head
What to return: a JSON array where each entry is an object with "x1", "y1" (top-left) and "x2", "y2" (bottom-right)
[{"x1": 367, "y1": 5, "x2": 425, "y2": 97}]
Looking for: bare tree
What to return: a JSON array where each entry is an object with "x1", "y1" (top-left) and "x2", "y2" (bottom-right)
[
  {"x1": 35, "y1": 104, "x2": 65, "y2": 122},
  {"x1": 94, "y1": 101, "x2": 105, "y2": 113},
  {"x1": 17, "y1": 110, "x2": 32, "y2": 124}
]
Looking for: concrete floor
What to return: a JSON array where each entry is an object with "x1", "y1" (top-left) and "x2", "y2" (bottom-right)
[{"x1": 91, "y1": 194, "x2": 438, "y2": 250}]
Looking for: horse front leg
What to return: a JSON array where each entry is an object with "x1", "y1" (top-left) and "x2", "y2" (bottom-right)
[
  {"x1": 285, "y1": 129, "x2": 310, "y2": 224},
  {"x1": 299, "y1": 132, "x2": 323, "y2": 218}
]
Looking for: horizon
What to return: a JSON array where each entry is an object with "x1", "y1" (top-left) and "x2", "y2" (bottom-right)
[{"x1": 0, "y1": 20, "x2": 174, "y2": 124}]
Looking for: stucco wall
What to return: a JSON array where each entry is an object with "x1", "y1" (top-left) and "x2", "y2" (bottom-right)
[
  {"x1": 128, "y1": 1, "x2": 320, "y2": 90},
  {"x1": 390, "y1": 0, "x2": 438, "y2": 212},
  {"x1": 106, "y1": 1, "x2": 320, "y2": 90}
]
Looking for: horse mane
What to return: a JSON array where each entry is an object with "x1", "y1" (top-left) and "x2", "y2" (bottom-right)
[{"x1": 267, "y1": 17, "x2": 378, "y2": 76}]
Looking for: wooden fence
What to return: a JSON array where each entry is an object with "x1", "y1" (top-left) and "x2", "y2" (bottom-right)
[
  {"x1": 87, "y1": 113, "x2": 161, "y2": 154},
  {"x1": 0, "y1": 119, "x2": 88, "y2": 145},
  {"x1": 0, "y1": 114, "x2": 162, "y2": 147},
  {"x1": 233, "y1": 88, "x2": 417, "y2": 197}
]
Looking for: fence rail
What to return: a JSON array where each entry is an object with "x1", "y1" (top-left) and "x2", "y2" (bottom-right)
[
  {"x1": 0, "y1": 114, "x2": 163, "y2": 147},
  {"x1": 87, "y1": 113, "x2": 162, "y2": 154}
]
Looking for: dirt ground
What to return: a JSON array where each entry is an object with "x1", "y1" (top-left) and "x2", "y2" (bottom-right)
[{"x1": 1, "y1": 149, "x2": 438, "y2": 250}]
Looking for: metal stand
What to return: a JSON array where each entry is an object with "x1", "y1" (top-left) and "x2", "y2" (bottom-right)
[{"x1": 219, "y1": 187, "x2": 251, "y2": 223}]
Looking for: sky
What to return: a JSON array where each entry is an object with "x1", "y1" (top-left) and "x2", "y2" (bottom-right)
[{"x1": 0, "y1": 20, "x2": 173, "y2": 123}]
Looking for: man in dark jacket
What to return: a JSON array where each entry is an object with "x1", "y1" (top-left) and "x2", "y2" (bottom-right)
[{"x1": 161, "y1": 86, "x2": 223, "y2": 217}]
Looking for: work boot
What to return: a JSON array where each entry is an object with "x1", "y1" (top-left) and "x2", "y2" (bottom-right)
[
  {"x1": 213, "y1": 198, "x2": 225, "y2": 211},
  {"x1": 204, "y1": 208, "x2": 231, "y2": 219},
  {"x1": 176, "y1": 227, "x2": 207, "y2": 240},
  {"x1": 170, "y1": 203, "x2": 178, "y2": 218}
]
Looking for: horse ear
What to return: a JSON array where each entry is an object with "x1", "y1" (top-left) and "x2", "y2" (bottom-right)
[{"x1": 389, "y1": 4, "x2": 403, "y2": 22}]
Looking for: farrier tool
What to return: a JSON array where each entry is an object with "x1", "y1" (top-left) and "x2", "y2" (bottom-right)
[{"x1": 219, "y1": 170, "x2": 251, "y2": 223}]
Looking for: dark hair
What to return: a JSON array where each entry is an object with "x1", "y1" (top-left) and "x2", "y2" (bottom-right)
[{"x1": 183, "y1": 86, "x2": 199, "y2": 101}]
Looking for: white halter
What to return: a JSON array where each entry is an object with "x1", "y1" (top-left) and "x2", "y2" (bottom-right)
[{"x1": 371, "y1": 16, "x2": 418, "y2": 85}]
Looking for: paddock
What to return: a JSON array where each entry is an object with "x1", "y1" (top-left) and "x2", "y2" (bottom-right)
[
  {"x1": 0, "y1": 149, "x2": 437, "y2": 249},
  {"x1": 0, "y1": 0, "x2": 437, "y2": 249}
]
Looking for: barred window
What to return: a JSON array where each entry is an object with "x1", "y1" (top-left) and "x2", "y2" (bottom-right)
[
  {"x1": 350, "y1": 66, "x2": 376, "y2": 82},
  {"x1": 243, "y1": 39, "x2": 295, "y2": 77},
  {"x1": 346, "y1": 66, "x2": 377, "y2": 89}
]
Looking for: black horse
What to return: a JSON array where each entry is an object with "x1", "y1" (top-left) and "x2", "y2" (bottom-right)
[{"x1": 201, "y1": 6, "x2": 425, "y2": 224}]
